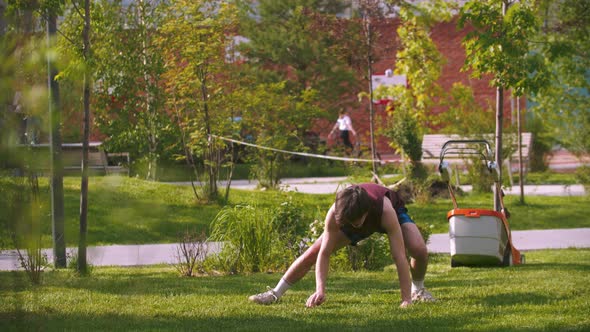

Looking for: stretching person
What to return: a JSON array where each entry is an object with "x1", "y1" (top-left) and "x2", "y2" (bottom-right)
[{"x1": 249, "y1": 183, "x2": 435, "y2": 308}]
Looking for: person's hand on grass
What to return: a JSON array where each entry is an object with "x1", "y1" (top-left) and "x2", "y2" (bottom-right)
[{"x1": 306, "y1": 291, "x2": 325, "y2": 308}]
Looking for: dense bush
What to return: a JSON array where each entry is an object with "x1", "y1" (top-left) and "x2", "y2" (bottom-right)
[
  {"x1": 271, "y1": 198, "x2": 310, "y2": 264},
  {"x1": 466, "y1": 156, "x2": 495, "y2": 193},
  {"x1": 385, "y1": 110, "x2": 425, "y2": 180},
  {"x1": 207, "y1": 204, "x2": 277, "y2": 273},
  {"x1": 207, "y1": 198, "x2": 311, "y2": 274}
]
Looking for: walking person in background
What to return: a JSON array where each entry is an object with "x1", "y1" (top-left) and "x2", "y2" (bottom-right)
[{"x1": 329, "y1": 109, "x2": 357, "y2": 155}]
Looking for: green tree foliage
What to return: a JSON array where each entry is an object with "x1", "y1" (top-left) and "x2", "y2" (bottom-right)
[
  {"x1": 237, "y1": 0, "x2": 356, "y2": 130},
  {"x1": 459, "y1": 0, "x2": 549, "y2": 96},
  {"x1": 378, "y1": 1, "x2": 454, "y2": 179},
  {"x1": 1, "y1": 0, "x2": 58, "y2": 254},
  {"x1": 530, "y1": 0, "x2": 590, "y2": 156},
  {"x1": 383, "y1": 1, "x2": 452, "y2": 122},
  {"x1": 239, "y1": 82, "x2": 320, "y2": 188},
  {"x1": 234, "y1": 0, "x2": 353, "y2": 186},
  {"x1": 86, "y1": 0, "x2": 173, "y2": 180},
  {"x1": 459, "y1": 0, "x2": 550, "y2": 204},
  {"x1": 438, "y1": 83, "x2": 496, "y2": 136},
  {"x1": 1, "y1": 0, "x2": 52, "y2": 147},
  {"x1": 158, "y1": 0, "x2": 239, "y2": 201}
]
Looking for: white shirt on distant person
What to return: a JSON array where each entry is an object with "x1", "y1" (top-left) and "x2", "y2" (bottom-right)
[{"x1": 337, "y1": 115, "x2": 353, "y2": 131}]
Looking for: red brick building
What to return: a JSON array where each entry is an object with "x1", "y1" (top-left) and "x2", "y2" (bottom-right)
[{"x1": 316, "y1": 17, "x2": 524, "y2": 159}]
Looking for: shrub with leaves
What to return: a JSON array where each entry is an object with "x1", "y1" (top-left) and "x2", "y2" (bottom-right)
[
  {"x1": 385, "y1": 109, "x2": 425, "y2": 180},
  {"x1": 467, "y1": 156, "x2": 495, "y2": 193},
  {"x1": 271, "y1": 197, "x2": 309, "y2": 262},
  {"x1": 15, "y1": 244, "x2": 48, "y2": 285},
  {"x1": 346, "y1": 235, "x2": 391, "y2": 271}
]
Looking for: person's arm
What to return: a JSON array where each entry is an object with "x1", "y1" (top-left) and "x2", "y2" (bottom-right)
[
  {"x1": 345, "y1": 116, "x2": 356, "y2": 136},
  {"x1": 306, "y1": 204, "x2": 338, "y2": 307},
  {"x1": 329, "y1": 121, "x2": 339, "y2": 137},
  {"x1": 381, "y1": 198, "x2": 412, "y2": 307},
  {"x1": 349, "y1": 123, "x2": 357, "y2": 136}
]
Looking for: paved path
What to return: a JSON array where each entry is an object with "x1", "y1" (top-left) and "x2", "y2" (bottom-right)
[
  {"x1": 171, "y1": 177, "x2": 587, "y2": 196},
  {"x1": 427, "y1": 228, "x2": 590, "y2": 253}
]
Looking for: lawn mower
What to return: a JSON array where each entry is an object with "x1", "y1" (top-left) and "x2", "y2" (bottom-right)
[{"x1": 438, "y1": 139, "x2": 524, "y2": 267}]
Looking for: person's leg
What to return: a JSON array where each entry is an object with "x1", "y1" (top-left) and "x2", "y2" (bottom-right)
[
  {"x1": 400, "y1": 222, "x2": 436, "y2": 301},
  {"x1": 249, "y1": 231, "x2": 351, "y2": 304},
  {"x1": 281, "y1": 234, "x2": 323, "y2": 284},
  {"x1": 344, "y1": 132, "x2": 353, "y2": 149},
  {"x1": 340, "y1": 130, "x2": 352, "y2": 155},
  {"x1": 400, "y1": 223, "x2": 428, "y2": 282}
]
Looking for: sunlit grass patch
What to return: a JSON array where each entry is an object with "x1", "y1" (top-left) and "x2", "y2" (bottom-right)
[{"x1": 1, "y1": 249, "x2": 589, "y2": 331}]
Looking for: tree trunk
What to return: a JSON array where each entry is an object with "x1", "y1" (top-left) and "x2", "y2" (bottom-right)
[
  {"x1": 78, "y1": 0, "x2": 91, "y2": 274},
  {"x1": 139, "y1": 0, "x2": 157, "y2": 181},
  {"x1": 494, "y1": 1, "x2": 508, "y2": 212},
  {"x1": 517, "y1": 96, "x2": 525, "y2": 204},
  {"x1": 494, "y1": 87, "x2": 503, "y2": 212},
  {"x1": 47, "y1": 10, "x2": 66, "y2": 268},
  {"x1": 365, "y1": 16, "x2": 377, "y2": 176},
  {"x1": 199, "y1": 69, "x2": 217, "y2": 200}
]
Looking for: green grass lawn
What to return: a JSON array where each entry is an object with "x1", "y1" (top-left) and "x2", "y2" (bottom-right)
[
  {"x1": 1, "y1": 175, "x2": 588, "y2": 248},
  {"x1": 1, "y1": 249, "x2": 589, "y2": 331}
]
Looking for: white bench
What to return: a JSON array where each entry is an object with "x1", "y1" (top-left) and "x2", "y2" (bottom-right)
[
  {"x1": 422, "y1": 133, "x2": 533, "y2": 184},
  {"x1": 21, "y1": 142, "x2": 129, "y2": 175}
]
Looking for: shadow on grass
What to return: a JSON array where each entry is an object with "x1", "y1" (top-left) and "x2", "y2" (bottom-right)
[
  {"x1": 482, "y1": 292, "x2": 553, "y2": 306},
  {"x1": 0, "y1": 300, "x2": 478, "y2": 332},
  {"x1": 1, "y1": 268, "x2": 284, "y2": 297}
]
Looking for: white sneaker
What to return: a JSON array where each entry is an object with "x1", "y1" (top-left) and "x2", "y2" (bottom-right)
[
  {"x1": 411, "y1": 288, "x2": 436, "y2": 302},
  {"x1": 248, "y1": 287, "x2": 279, "y2": 305}
]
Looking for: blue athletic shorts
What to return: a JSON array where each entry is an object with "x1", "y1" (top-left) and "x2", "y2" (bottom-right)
[{"x1": 343, "y1": 207, "x2": 415, "y2": 246}]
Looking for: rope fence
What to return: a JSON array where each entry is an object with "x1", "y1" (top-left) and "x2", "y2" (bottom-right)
[{"x1": 209, "y1": 134, "x2": 400, "y2": 164}]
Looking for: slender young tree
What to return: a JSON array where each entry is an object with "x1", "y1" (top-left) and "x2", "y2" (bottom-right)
[
  {"x1": 92, "y1": 0, "x2": 171, "y2": 181},
  {"x1": 3, "y1": 0, "x2": 67, "y2": 267},
  {"x1": 459, "y1": 0, "x2": 549, "y2": 209},
  {"x1": 77, "y1": 0, "x2": 90, "y2": 274},
  {"x1": 356, "y1": 0, "x2": 386, "y2": 175},
  {"x1": 43, "y1": 0, "x2": 66, "y2": 268},
  {"x1": 158, "y1": 0, "x2": 238, "y2": 200}
]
